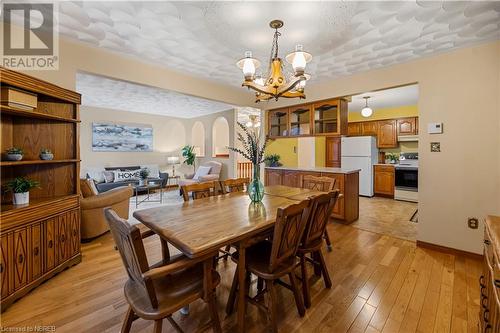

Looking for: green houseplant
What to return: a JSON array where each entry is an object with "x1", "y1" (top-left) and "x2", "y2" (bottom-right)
[
  {"x1": 5, "y1": 176, "x2": 40, "y2": 205},
  {"x1": 6, "y1": 147, "x2": 23, "y2": 161},
  {"x1": 385, "y1": 152, "x2": 399, "y2": 164},
  {"x1": 181, "y1": 145, "x2": 197, "y2": 170},
  {"x1": 138, "y1": 168, "x2": 150, "y2": 186},
  {"x1": 40, "y1": 148, "x2": 54, "y2": 160},
  {"x1": 227, "y1": 122, "x2": 270, "y2": 202},
  {"x1": 265, "y1": 154, "x2": 282, "y2": 167}
]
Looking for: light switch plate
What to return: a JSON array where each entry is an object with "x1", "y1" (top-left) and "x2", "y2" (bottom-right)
[{"x1": 430, "y1": 142, "x2": 440, "y2": 152}]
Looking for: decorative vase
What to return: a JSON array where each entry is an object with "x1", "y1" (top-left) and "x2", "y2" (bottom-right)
[
  {"x1": 247, "y1": 163, "x2": 264, "y2": 202},
  {"x1": 13, "y1": 192, "x2": 29, "y2": 205},
  {"x1": 40, "y1": 153, "x2": 54, "y2": 160},
  {"x1": 6, "y1": 153, "x2": 23, "y2": 161},
  {"x1": 138, "y1": 179, "x2": 145, "y2": 186}
]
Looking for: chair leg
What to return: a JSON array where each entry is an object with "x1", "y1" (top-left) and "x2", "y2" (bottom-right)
[
  {"x1": 226, "y1": 268, "x2": 239, "y2": 315},
  {"x1": 289, "y1": 272, "x2": 306, "y2": 317},
  {"x1": 166, "y1": 316, "x2": 183, "y2": 333},
  {"x1": 153, "y1": 319, "x2": 163, "y2": 333},
  {"x1": 324, "y1": 229, "x2": 332, "y2": 251},
  {"x1": 207, "y1": 292, "x2": 222, "y2": 333},
  {"x1": 300, "y1": 254, "x2": 311, "y2": 309},
  {"x1": 267, "y1": 280, "x2": 279, "y2": 333},
  {"x1": 121, "y1": 306, "x2": 136, "y2": 333},
  {"x1": 312, "y1": 252, "x2": 322, "y2": 276},
  {"x1": 317, "y1": 250, "x2": 332, "y2": 288},
  {"x1": 257, "y1": 277, "x2": 264, "y2": 293}
]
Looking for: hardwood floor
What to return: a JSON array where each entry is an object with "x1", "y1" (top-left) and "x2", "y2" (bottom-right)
[{"x1": 1, "y1": 222, "x2": 480, "y2": 333}]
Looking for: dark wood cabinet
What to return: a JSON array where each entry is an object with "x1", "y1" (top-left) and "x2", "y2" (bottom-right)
[
  {"x1": 289, "y1": 105, "x2": 311, "y2": 136},
  {"x1": 12, "y1": 228, "x2": 28, "y2": 291},
  {"x1": 377, "y1": 120, "x2": 398, "y2": 148},
  {"x1": 373, "y1": 165, "x2": 395, "y2": 197},
  {"x1": 347, "y1": 123, "x2": 361, "y2": 136},
  {"x1": 325, "y1": 136, "x2": 341, "y2": 168},
  {"x1": 361, "y1": 121, "x2": 378, "y2": 136},
  {"x1": 397, "y1": 117, "x2": 417, "y2": 136}
]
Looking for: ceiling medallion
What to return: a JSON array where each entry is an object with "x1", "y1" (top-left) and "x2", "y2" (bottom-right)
[{"x1": 236, "y1": 19, "x2": 312, "y2": 103}]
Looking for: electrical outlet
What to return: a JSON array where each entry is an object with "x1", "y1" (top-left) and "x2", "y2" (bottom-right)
[{"x1": 468, "y1": 217, "x2": 479, "y2": 229}]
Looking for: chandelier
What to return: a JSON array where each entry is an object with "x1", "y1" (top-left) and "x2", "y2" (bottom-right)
[{"x1": 236, "y1": 20, "x2": 312, "y2": 102}]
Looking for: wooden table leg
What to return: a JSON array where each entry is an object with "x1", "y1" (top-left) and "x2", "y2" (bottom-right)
[
  {"x1": 204, "y1": 257, "x2": 222, "y2": 333},
  {"x1": 237, "y1": 245, "x2": 247, "y2": 333},
  {"x1": 160, "y1": 238, "x2": 170, "y2": 264}
]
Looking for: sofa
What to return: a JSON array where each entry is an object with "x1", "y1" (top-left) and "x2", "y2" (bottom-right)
[
  {"x1": 85, "y1": 165, "x2": 168, "y2": 193},
  {"x1": 80, "y1": 178, "x2": 133, "y2": 240},
  {"x1": 179, "y1": 161, "x2": 222, "y2": 189}
]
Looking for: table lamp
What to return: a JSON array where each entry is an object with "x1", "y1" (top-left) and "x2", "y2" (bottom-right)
[{"x1": 167, "y1": 156, "x2": 180, "y2": 177}]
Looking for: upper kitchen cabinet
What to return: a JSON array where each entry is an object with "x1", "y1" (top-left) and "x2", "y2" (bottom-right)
[
  {"x1": 347, "y1": 122, "x2": 361, "y2": 136},
  {"x1": 377, "y1": 119, "x2": 398, "y2": 148},
  {"x1": 361, "y1": 121, "x2": 378, "y2": 136},
  {"x1": 268, "y1": 108, "x2": 289, "y2": 138},
  {"x1": 313, "y1": 99, "x2": 348, "y2": 135},
  {"x1": 397, "y1": 117, "x2": 417, "y2": 136},
  {"x1": 289, "y1": 105, "x2": 312, "y2": 136}
]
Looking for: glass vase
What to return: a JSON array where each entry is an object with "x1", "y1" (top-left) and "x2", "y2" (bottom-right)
[{"x1": 247, "y1": 163, "x2": 264, "y2": 202}]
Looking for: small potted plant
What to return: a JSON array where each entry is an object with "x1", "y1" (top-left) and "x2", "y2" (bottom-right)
[
  {"x1": 385, "y1": 153, "x2": 399, "y2": 164},
  {"x1": 264, "y1": 154, "x2": 282, "y2": 167},
  {"x1": 5, "y1": 176, "x2": 40, "y2": 205},
  {"x1": 139, "y1": 168, "x2": 150, "y2": 186},
  {"x1": 5, "y1": 147, "x2": 23, "y2": 161},
  {"x1": 40, "y1": 148, "x2": 54, "y2": 160}
]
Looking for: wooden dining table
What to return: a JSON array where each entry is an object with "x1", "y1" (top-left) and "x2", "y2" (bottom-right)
[{"x1": 133, "y1": 185, "x2": 323, "y2": 332}]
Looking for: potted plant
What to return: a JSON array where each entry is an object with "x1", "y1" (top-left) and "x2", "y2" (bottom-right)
[
  {"x1": 5, "y1": 147, "x2": 23, "y2": 161},
  {"x1": 265, "y1": 154, "x2": 282, "y2": 167},
  {"x1": 139, "y1": 168, "x2": 150, "y2": 186},
  {"x1": 5, "y1": 176, "x2": 40, "y2": 205},
  {"x1": 40, "y1": 148, "x2": 54, "y2": 160},
  {"x1": 181, "y1": 145, "x2": 196, "y2": 170},
  {"x1": 385, "y1": 153, "x2": 399, "y2": 164},
  {"x1": 228, "y1": 123, "x2": 270, "y2": 202}
]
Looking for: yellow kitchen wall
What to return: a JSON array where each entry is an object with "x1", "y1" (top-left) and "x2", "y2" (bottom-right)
[
  {"x1": 382, "y1": 141, "x2": 418, "y2": 154},
  {"x1": 315, "y1": 136, "x2": 326, "y2": 167},
  {"x1": 348, "y1": 105, "x2": 418, "y2": 122},
  {"x1": 266, "y1": 138, "x2": 298, "y2": 167}
]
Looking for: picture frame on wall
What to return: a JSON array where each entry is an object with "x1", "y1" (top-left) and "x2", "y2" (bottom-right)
[{"x1": 92, "y1": 122, "x2": 153, "y2": 152}]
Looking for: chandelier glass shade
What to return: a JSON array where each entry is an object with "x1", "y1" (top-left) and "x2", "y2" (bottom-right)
[{"x1": 236, "y1": 20, "x2": 312, "y2": 102}]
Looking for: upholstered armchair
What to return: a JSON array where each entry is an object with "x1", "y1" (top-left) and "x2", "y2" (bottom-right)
[
  {"x1": 80, "y1": 179, "x2": 133, "y2": 240},
  {"x1": 179, "y1": 161, "x2": 222, "y2": 191}
]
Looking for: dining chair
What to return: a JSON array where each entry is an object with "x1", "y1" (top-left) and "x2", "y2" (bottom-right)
[
  {"x1": 181, "y1": 181, "x2": 217, "y2": 202},
  {"x1": 297, "y1": 190, "x2": 340, "y2": 308},
  {"x1": 220, "y1": 177, "x2": 250, "y2": 194},
  {"x1": 226, "y1": 199, "x2": 312, "y2": 333},
  {"x1": 104, "y1": 208, "x2": 222, "y2": 333},
  {"x1": 301, "y1": 175, "x2": 336, "y2": 251}
]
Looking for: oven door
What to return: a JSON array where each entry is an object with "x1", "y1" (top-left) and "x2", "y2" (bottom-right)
[{"x1": 395, "y1": 167, "x2": 418, "y2": 191}]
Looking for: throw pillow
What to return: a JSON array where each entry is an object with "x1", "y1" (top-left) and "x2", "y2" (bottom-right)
[
  {"x1": 114, "y1": 170, "x2": 140, "y2": 182},
  {"x1": 80, "y1": 179, "x2": 98, "y2": 197},
  {"x1": 193, "y1": 166, "x2": 211, "y2": 180},
  {"x1": 85, "y1": 167, "x2": 105, "y2": 183},
  {"x1": 102, "y1": 171, "x2": 115, "y2": 183}
]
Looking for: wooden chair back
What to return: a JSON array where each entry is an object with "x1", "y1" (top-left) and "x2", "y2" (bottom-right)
[
  {"x1": 269, "y1": 199, "x2": 311, "y2": 272},
  {"x1": 302, "y1": 175, "x2": 336, "y2": 192},
  {"x1": 301, "y1": 190, "x2": 340, "y2": 248},
  {"x1": 220, "y1": 178, "x2": 250, "y2": 194},
  {"x1": 181, "y1": 181, "x2": 217, "y2": 202},
  {"x1": 104, "y1": 208, "x2": 158, "y2": 308}
]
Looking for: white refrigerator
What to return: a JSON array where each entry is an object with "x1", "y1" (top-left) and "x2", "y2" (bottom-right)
[{"x1": 341, "y1": 136, "x2": 378, "y2": 197}]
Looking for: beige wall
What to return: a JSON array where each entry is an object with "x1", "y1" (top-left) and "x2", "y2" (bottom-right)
[{"x1": 264, "y1": 42, "x2": 500, "y2": 254}]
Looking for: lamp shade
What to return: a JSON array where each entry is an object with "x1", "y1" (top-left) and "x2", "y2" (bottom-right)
[
  {"x1": 167, "y1": 156, "x2": 180, "y2": 164},
  {"x1": 361, "y1": 107, "x2": 373, "y2": 117}
]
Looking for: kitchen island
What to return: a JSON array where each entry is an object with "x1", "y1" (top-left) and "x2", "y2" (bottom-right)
[{"x1": 265, "y1": 166, "x2": 360, "y2": 223}]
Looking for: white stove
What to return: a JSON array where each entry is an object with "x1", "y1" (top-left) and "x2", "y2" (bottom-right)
[{"x1": 394, "y1": 153, "x2": 418, "y2": 202}]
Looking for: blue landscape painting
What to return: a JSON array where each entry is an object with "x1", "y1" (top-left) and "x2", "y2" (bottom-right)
[{"x1": 92, "y1": 122, "x2": 153, "y2": 152}]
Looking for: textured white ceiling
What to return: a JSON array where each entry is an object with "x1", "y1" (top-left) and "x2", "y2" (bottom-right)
[
  {"x1": 76, "y1": 72, "x2": 233, "y2": 118},
  {"x1": 349, "y1": 85, "x2": 419, "y2": 112},
  {"x1": 52, "y1": 1, "x2": 500, "y2": 87}
]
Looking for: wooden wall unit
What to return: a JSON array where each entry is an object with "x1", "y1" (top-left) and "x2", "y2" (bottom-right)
[
  {"x1": 373, "y1": 165, "x2": 395, "y2": 197},
  {"x1": 0, "y1": 67, "x2": 82, "y2": 311},
  {"x1": 347, "y1": 116, "x2": 418, "y2": 148},
  {"x1": 480, "y1": 215, "x2": 500, "y2": 332},
  {"x1": 325, "y1": 136, "x2": 341, "y2": 168}
]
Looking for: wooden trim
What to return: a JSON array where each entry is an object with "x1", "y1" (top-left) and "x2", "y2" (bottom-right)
[
  {"x1": 0, "y1": 67, "x2": 81, "y2": 104},
  {"x1": 416, "y1": 240, "x2": 483, "y2": 260},
  {"x1": 348, "y1": 116, "x2": 418, "y2": 124}
]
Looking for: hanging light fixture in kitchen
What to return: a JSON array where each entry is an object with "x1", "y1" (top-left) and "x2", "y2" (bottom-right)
[
  {"x1": 361, "y1": 96, "x2": 373, "y2": 117},
  {"x1": 236, "y1": 20, "x2": 312, "y2": 102}
]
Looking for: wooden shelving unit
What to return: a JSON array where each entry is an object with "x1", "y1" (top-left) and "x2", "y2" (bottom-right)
[{"x1": 0, "y1": 67, "x2": 82, "y2": 311}]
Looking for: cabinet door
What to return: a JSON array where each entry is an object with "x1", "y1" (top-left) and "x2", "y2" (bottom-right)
[
  {"x1": 265, "y1": 170, "x2": 283, "y2": 186},
  {"x1": 362, "y1": 121, "x2": 378, "y2": 136},
  {"x1": 68, "y1": 210, "x2": 80, "y2": 257},
  {"x1": 283, "y1": 171, "x2": 301, "y2": 188},
  {"x1": 347, "y1": 123, "x2": 361, "y2": 136},
  {"x1": 268, "y1": 109, "x2": 289, "y2": 137},
  {"x1": 12, "y1": 228, "x2": 29, "y2": 291},
  {"x1": 56, "y1": 213, "x2": 70, "y2": 264},
  {"x1": 45, "y1": 217, "x2": 57, "y2": 271},
  {"x1": 313, "y1": 100, "x2": 340, "y2": 135},
  {"x1": 377, "y1": 120, "x2": 397, "y2": 148},
  {"x1": 289, "y1": 105, "x2": 311, "y2": 136},
  {"x1": 397, "y1": 117, "x2": 416, "y2": 136},
  {"x1": 374, "y1": 166, "x2": 395, "y2": 196},
  {"x1": 1, "y1": 233, "x2": 11, "y2": 299},
  {"x1": 29, "y1": 223, "x2": 42, "y2": 281},
  {"x1": 325, "y1": 137, "x2": 341, "y2": 168}
]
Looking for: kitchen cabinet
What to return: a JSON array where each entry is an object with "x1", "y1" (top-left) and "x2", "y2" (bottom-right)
[
  {"x1": 377, "y1": 120, "x2": 398, "y2": 148},
  {"x1": 325, "y1": 136, "x2": 341, "y2": 168},
  {"x1": 268, "y1": 108, "x2": 289, "y2": 138},
  {"x1": 282, "y1": 170, "x2": 302, "y2": 188},
  {"x1": 265, "y1": 169, "x2": 283, "y2": 186},
  {"x1": 289, "y1": 105, "x2": 311, "y2": 136},
  {"x1": 347, "y1": 123, "x2": 361, "y2": 136},
  {"x1": 313, "y1": 99, "x2": 343, "y2": 135},
  {"x1": 397, "y1": 117, "x2": 417, "y2": 136},
  {"x1": 362, "y1": 121, "x2": 378, "y2": 136},
  {"x1": 374, "y1": 165, "x2": 395, "y2": 197}
]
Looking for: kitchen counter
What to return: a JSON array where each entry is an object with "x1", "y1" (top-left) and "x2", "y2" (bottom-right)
[
  {"x1": 265, "y1": 166, "x2": 361, "y2": 174},
  {"x1": 373, "y1": 163, "x2": 396, "y2": 166}
]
